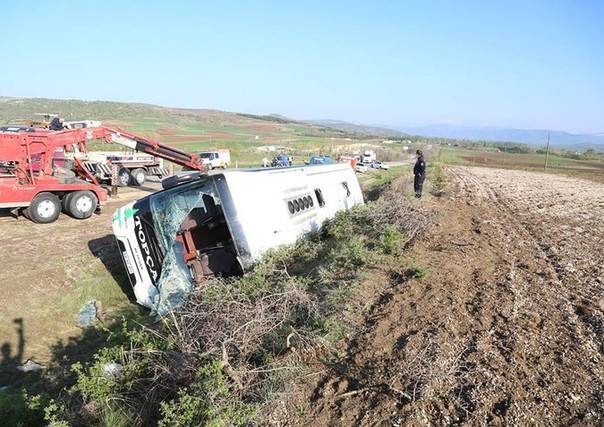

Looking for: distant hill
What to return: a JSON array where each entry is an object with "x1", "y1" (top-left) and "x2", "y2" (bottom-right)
[
  {"x1": 5, "y1": 96, "x2": 599, "y2": 152},
  {"x1": 306, "y1": 119, "x2": 408, "y2": 138},
  {"x1": 392, "y1": 124, "x2": 604, "y2": 151},
  {"x1": 0, "y1": 97, "x2": 374, "y2": 141}
]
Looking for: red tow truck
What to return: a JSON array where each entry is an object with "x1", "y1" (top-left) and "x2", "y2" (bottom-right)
[{"x1": 0, "y1": 126, "x2": 206, "y2": 224}]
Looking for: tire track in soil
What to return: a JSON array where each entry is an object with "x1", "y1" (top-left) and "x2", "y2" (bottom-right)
[{"x1": 290, "y1": 166, "x2": 604, "y2": 426}]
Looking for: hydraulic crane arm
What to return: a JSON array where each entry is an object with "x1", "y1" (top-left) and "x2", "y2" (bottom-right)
[
  {"x1": 102, "y1": 127, "x2": 206, "y2": 172},
  {"x1": 0, "y1": 126, "x2": 207, "y2": 181}
]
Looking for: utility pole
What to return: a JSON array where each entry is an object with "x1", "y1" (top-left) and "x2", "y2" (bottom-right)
[{"x1": 544, "y1": 133, "x2": 551, "y2": 170}]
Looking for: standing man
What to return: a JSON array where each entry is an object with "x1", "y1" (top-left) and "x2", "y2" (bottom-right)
[{"x1": 413, "y1": 149, "x2": 426, "y2": 198}]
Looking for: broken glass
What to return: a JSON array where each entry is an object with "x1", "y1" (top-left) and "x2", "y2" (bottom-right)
[{"x1": 147, "y1": 178, "x2": 223, "y2": 315}]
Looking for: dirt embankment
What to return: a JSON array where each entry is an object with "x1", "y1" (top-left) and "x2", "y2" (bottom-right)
[{"x1": 290, "y1": 166, "x2": 604, "y2": 425}]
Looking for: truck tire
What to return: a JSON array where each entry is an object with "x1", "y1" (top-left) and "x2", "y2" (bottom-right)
[
  {"x1": 118, "y1": 168, "x2": 132, "y2": 186},
  {"x1": 65, "y1": 190, "x2": 97, "y2": 219},
  {"x1": 61, "y1": 192, "x2": 75, "y2": 213},
  {"x1": 131, "y1": 168, "x2": 147, "y2": 186},
  {"x1": 55, "y1": 168, "x2": 76, "y2": 184},
  {"x1": 24, "y1": 193, "x2": 61, "y2": 224},
  {"x1": 222, "y1": 163, "x2": 228, "y2": 169}
]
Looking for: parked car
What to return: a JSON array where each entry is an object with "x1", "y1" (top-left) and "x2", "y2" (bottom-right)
[
  {"x1": 0, "y1": 125, "x2": 51, "y2": 134},
  {"x1": 271, "y1": 154, "x2": 291, "y2": 167},
  {"x1": 371, "y1": 161, "x2": 390, "y2": 170},
  {"x1": 309, "y1": 155, "x2": 333, "y2": 165},
  {"x1": 355, "y1": 163, "x2": 368, "y2": 173}
]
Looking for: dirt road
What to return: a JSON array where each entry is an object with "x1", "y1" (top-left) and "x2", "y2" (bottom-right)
[{"x1": 294, "y1": 166, "x2": 604, "y2": 425}]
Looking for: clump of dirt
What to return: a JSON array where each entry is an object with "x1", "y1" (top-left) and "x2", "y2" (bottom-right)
[{"x1": 282, "y1": 166, "x2": 604, "y2": 425}]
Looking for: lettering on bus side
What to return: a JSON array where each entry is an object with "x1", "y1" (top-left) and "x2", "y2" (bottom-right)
[{"x1": 133, "y1": 215, "x2": 159, "y2": 283}]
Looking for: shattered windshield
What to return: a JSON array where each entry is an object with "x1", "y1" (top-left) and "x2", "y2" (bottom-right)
[{"x1": 148, "y1": 177, "x2": 221, "y2": 314}]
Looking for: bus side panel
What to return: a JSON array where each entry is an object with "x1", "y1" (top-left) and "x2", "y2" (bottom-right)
[{"x1": 224, "y1": 164, "x2": 364, "y2": 261}]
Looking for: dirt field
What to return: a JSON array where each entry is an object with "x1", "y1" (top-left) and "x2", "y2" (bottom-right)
[
  {"x1": 0, "y1": 182, "x2": 161, "y2": 382},
  {"x1": 458, "y1": 154, "x2": 604, "y2": 182},
  {"x1": 2, "y1": 166, "x2": 604, "y2": 425},
  {"x1": 287, "y1": 166, "x2": 604, "y2": 425}
]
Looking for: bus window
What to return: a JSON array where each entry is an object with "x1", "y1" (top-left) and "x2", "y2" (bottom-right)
[{"x1": 314, "y1": 188, "x2": 325, "y2": 207}]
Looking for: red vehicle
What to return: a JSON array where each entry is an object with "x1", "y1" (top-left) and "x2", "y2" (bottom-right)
[{"x1": 0, "y1": 126, "x2": 206, "y2": 223}]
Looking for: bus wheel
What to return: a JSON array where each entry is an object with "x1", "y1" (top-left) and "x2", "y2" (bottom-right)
[
  {"x1": 66, "y1": 190, "x2": 97, "y2": 219},
  {"x1": 24, "y1": 193, "x2": 61, "y2": 224},
  {"x1": 131, "y1": 168, "x2": 147, "y2": 186}
]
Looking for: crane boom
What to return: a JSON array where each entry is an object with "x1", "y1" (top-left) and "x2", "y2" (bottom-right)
[
  {"x1": 0, "y1": 125, "x2": 208, "y2": 223},
  {"x1": 0, "y1": 126, "x2": 207, "y2": 181}
]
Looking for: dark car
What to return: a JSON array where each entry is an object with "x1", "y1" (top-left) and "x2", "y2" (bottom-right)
[
  {"x1": 0, "y1": 125, "x2": 51, "y2": 134},
  {"x1": 271, "y1": 154, "x2": 291, "y2": 167}
]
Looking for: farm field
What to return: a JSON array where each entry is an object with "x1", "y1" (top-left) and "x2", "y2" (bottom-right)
[
  {"x1": 282, "y1": 166, "x2": 604, "y2": 425},
  {"x1": 2, "y1": 97, "x2": 604, "y2": 423},
  {"x1": 0, "y1": 97, "x2": 408, "y2": 169},
  {"x1": 440, "y1": 147, "x2": 604, "y2": 183}
]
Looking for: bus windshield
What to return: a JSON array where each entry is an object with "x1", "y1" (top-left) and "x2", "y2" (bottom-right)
[{"x1": 149, "y1": 177, "x2": 219, "y2": 254}]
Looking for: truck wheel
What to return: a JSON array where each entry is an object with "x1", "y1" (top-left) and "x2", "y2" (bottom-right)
[
  {"x1": 66, "y1": 190, "x2": 97, "y2": 219},
  {"x1": 24, "y1": 193, "x2": 61, "y2": 224},
  {"x1": 118, "y1": 168, "x2": 132, "y2": 186},
  {"x1": 131, "y1": 168, "x2": 147, "y2": 186},
  {"x1": 222, "y1": 163, "x2": 228, "y2": 169},
  {"x1": 61, "y1": 192, "x2": 75, "y2": 213}
]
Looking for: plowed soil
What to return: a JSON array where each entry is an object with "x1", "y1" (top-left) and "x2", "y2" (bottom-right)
[{"x1": 287, "y1": 166, "x2": 604, "y2": 426}]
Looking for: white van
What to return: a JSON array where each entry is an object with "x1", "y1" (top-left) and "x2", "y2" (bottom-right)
[
  {"x1": 198, "y1": 150, "x2": 230, "y2": 169},
  {"x1": 112, "y1": 163, "x2": 364, "y2": 314}
]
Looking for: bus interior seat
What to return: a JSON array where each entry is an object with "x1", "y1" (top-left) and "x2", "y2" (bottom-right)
[
  {"x1": 179, "y1": 207, "x2": 207, "y2": 232},
  {"x1": 188, "y1": 247, "x2": 239, "y2": 282}
]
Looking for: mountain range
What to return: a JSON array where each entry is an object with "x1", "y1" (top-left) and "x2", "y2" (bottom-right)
[
  {"x1": 392, "y1": 124, "x2": 604, "y2": 151},
  {"x1": 309, "y1": 119, "x2": 604, "y2": 151}
]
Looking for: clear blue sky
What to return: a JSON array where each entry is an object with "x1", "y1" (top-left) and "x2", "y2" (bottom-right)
[{"x1": 1, "y1": 0, "x2": 602, "y2": 133}]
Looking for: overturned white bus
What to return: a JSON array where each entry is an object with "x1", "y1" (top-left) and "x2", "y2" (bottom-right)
[{"x1": 112, "y1": 163, "x2": 364, "y2": 314}]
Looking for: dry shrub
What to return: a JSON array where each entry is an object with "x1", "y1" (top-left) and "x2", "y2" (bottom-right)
[
  {"x1": 171, "y1": 275, "x2": 319, "y2": 369},
  {"x1": 365, "y1": 185, "x2": 435, "y2": 247}
]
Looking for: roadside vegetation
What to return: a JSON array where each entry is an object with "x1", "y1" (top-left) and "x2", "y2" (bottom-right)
[{"x1": 0, "y1": 172, "x2": 434, "y2": 426}]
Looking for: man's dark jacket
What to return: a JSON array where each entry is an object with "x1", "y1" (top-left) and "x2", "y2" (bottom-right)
[
  {"x1": 49, "y1": 117, "x2": 63, "y2": 131},
  {"x1": 414, "y1": 156, "x2": 426, "y2": 176}
]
